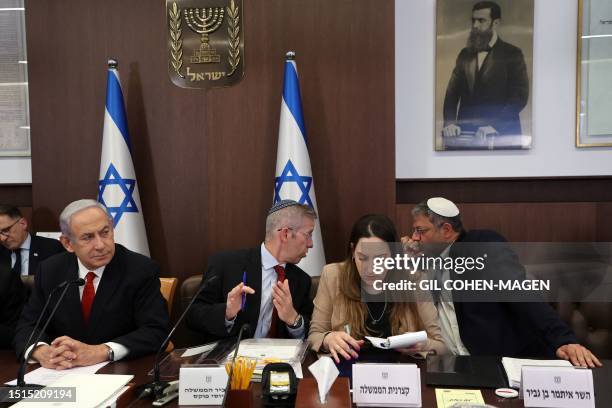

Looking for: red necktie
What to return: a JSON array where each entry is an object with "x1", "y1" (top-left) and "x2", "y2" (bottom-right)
[
  {"x1": 81, "y1": 271, "x2": 96, "y2": 324},
  {"x1": 268, "y1": 265, "x2": 286, "y2": 338}
]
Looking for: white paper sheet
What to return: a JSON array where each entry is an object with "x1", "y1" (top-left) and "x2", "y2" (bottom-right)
[
  {"x1": 365, "y1": 331, "x2": 427, "y2": 349},
  {"x1": 502, "y1": 357, "x2": 573, "y2": 388},
  {"x1": 181, "y1": 342, "x2": 218, "y2": 357},
  {"x1": 5, "y1": 361, "x2": 108, "y2": 386}
]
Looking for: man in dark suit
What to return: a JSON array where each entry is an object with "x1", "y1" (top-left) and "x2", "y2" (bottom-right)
[
  {"x1": 187, "y1": 200, "x2": 315, "y2": 340},
  {"x1": 402, "y1": 197, "x2": 601, "y2": 368},
  {"x1": 0, "y1": 205, "x2": 64, "y2": 276},
  {"x1": 442, "y1": 1, "x2": 529, "y2": 139},
  {"x1": 0, "y1": 260, "x2": 25, "y2": 349},
  {"x1": 14, "y1": 199, "x2": 169, "y2": 369}
]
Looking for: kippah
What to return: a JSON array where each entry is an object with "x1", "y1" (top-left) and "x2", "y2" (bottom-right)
[
  {"x1": 268, "y1": 199, "x2": 300, "y2": 215},
  {"x1": 427, "y1": 197, "x2": 460, "y2": 217}
]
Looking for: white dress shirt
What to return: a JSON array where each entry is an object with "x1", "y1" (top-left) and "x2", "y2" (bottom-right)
[
  {"x1": 436, "y1": 245, "x2": 471, "y2": 356},
  {"x1": 477, "y1": 31, "x2": 498, "y2": 71},
  {"x1": 226, "y1": 243, "x2": 305, "y2": 339},
  {"x1": 27, "y1": 258, "x2": 128, "y2": 363},
  {"x1": 11, "y1": 233, "x2": 31, "y2": 276}
]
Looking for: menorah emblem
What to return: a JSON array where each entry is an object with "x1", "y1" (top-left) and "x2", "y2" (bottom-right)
[
  {"x1": 166, "y1": 0, "x2": 244, "y2": 89},
  {"x1": 184, "y1": 7, "x2": 225, "y2": 63}
]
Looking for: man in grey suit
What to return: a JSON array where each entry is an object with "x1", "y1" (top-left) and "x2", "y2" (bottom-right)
[{"x1": 442, "y1": 1, "x2": 529, "y2": 140}]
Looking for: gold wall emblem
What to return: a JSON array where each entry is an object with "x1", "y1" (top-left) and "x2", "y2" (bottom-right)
[{"x1": 167, "y1": 0, "x2": 244, "y2": 89}]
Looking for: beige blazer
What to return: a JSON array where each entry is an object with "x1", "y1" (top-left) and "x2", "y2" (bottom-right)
[{"x1": 308, "y1": 263, "x2": 447, "y2": 355}]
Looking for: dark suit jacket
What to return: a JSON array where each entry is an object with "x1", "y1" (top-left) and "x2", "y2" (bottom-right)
[
  {"x1": 450, "y1": 230, "x2": 576, "y2": 357},
  {"x1": 186, "y1": 247, "x2": 313, "y2": 340},
  {"x1": 443, "y1": 37, "x2": 529, "y2": 136},
  {"x1": 0, "y1": 234, "x2": 65, "y2": 276},
  {"x1": 13, "y1": 244, "x2": 169, "y2": 359},
  {"x1": 0, "y1": 261, "x2": 25, "y2": 349}
]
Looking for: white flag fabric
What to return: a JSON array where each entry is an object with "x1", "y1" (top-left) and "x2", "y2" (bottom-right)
[
  {"x1": 274, "y1": 53, "x2": 325, "y2": 276},
  {"x1": 98, "y1": 63, "x2": 150, "y2": 256}
]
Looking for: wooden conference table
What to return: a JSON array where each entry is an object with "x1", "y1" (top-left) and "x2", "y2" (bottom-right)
[{"x1": 1, "y1": 351, "x2": 610, "y2": 407}]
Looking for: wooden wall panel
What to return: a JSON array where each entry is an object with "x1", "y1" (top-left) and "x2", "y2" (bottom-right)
[
  {"x1": 396, "y1": 202, "x2": 604, "y2": 242},
  {"x1": 27, "y1": 0, "x2": 396, "y2": 283},
  {"x1": 24, "y1": 0, "x2": 611, "y2": 346}
]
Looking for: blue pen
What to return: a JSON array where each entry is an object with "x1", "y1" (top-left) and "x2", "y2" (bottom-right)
[{"x1": 241, "y1": 271, "x2": 247, "y2": 310}]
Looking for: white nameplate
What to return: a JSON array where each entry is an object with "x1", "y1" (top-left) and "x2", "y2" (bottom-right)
[
  {"x1": 178, "y1": 365, "x2": 228, "y2": 406},
  {"x1": 520, "y1": 366, "x2": 595, "y2": 408},
  {"x1": 352, "y1": 363, "x2": 421, "y2": 407}
]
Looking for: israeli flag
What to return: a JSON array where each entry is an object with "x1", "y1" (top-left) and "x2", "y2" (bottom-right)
[
  {"x1": 274, "y1": 52, "x2": 325, "y2": 276},
  {"x1": 98, "y1": 60, "x2": 150, "y2": 256}
]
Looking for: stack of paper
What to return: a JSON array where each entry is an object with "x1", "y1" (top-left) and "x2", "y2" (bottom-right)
[
  {"x1": 5, "y1": 362, "x2": 108, "y2": 386},
  {"x1": 501, "y1": 357, "x2": 572, "y2": 388},
  {"x1": 10, "y1": 373, "x2": 133, "y2": 408},
  {"x1": 227, "y1": 338, "x2": 306, "y2": 381}
]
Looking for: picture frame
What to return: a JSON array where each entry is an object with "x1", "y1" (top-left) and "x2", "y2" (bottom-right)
[
  {"x1": 576, "y1": 0, "x2": 612, "y2": 147},
  {"x1": 435, "y1": 0, "x2": 534, "y2": 151}
]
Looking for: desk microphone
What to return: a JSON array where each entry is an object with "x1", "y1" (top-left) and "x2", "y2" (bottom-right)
[
  {"x1": 136, "y1": 275, "x2": 219, "y2": 400},
  {"x1": 16, "y1": 278, "x2": 85, "y2": 387},
  {"x1": 221, "y1": 323, "x2": 251, "y2": 408}
]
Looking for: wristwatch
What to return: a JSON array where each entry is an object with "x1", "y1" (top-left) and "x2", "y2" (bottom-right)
[
  {"x1": 106, "y1": 346, "x2": 114, "y2": 362},
  {"x1": 287, "y1": 314, "x2": 303, "y2": 329}
]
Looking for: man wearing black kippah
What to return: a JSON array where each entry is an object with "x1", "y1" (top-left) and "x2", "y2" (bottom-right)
[{"x1": 187, "y1": 200, "x2": 315, "y2": 340}]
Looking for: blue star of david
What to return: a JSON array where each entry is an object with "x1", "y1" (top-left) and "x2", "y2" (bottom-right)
[
  {"x1": 274, "y1": 160, "x2": 313, "y2": 207},
  {"x1": 98, "y1": 163, "x2": 139, "y2": 227}
]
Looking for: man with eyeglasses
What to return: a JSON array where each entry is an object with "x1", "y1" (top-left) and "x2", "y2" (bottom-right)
[
  {"x1": 401, "y1": 197, "x2": 601, "y2": 368},
  {"x1": 0, "y1": 205, "x2": 64, "y2": 276},
  {"x1": 187, "y1": 200, "x2": 315, "y2": 340}
]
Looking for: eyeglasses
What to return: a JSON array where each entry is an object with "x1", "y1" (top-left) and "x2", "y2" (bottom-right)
[
  {"x1": 277, "y1": 227, "x2": 313, "y2": 240},
  {"x1": 0, "y1": 218, "x2": 22, "y2": 237},
  {"x1": 412, "y1": 227, "x2": 432, "y2": 237}
]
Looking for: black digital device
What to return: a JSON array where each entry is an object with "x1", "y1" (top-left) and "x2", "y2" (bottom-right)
[{"x1": 261, "y1": 362, "x2": 297, "y2": 407}]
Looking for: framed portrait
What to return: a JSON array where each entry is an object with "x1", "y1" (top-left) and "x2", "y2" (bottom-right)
[
  {"x1": 435, "y1": 0, "x2": 534, "y2": 151},
  {"x1": 576, "y1": 0, "x2": 612, "y2": 147}
]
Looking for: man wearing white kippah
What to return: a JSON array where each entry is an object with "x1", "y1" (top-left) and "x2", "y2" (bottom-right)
[
  {"x1": 401, "y1": 197, "x2": 601, "y2": 368},
  {"x1": 187, "y1": 200, "x2": 315, "y2": 340}
]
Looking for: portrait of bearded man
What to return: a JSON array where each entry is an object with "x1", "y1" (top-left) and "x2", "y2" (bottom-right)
[{"x1": 435, "y1": 0, "x2": 533, "y2": 150}]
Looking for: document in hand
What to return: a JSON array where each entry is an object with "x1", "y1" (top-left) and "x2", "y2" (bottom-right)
[
  {"x1": 365, "y1": 331, "x2": 427, "y2": 350},
  {"x1": 501, "y1": 357, "x2": 573, "y2": 389}
]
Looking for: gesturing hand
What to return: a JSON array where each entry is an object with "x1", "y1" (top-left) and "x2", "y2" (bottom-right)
[
  {"x1": 272, "y1": 279, "x2": 298, "y2": 325},
  {"x1": 225, "y1": 282, "x2": 255, "y2": 320}
]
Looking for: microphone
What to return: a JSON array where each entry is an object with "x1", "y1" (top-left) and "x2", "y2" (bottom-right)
[
  {"x1": 16, "y1": 278, "x2": 85, "y2": 387},
  {"x1": 136, "y1": 275, "x2": 220, "y2": 400},
  {"x1": 221, "y1": 323, "x2": 251, "y2": 408}
]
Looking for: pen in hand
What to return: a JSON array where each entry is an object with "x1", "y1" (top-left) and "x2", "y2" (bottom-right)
[{"x1": 241, "y1": 271, "x2": 247, "y2": 310}]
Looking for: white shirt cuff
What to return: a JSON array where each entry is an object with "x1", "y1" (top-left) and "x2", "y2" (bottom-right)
[
  {"x1": 26, "y1": 342, "x2": 48, "y2": 364},
  {"x1": 286, "y1": 318, "x2": 305, "y2": 339},
  {"x1": 225, "y1": 316, "x2": 236, "y2": 333},
  {"x1": 105, "y1": 342, "x2": 128, "y2": 361}
]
